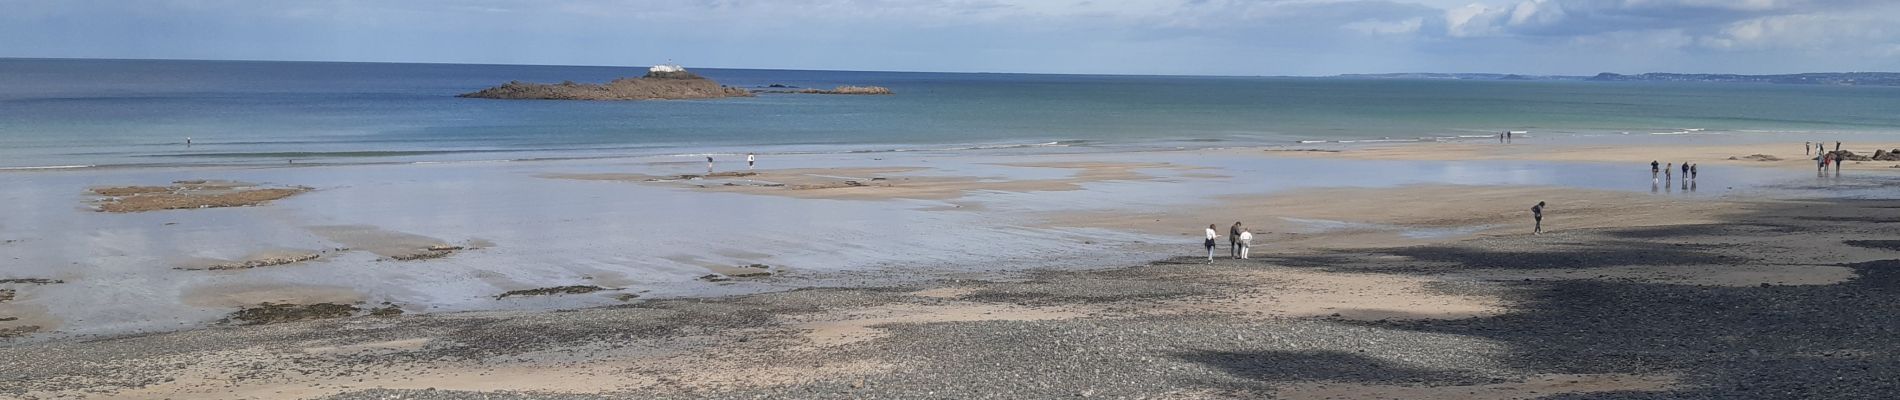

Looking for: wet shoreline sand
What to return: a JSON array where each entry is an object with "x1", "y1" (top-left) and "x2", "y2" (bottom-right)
[
  {"x1": 5, "y1": 137, "x2": 1900, "y2": 398},
  {"x1": 5, "y1": 193, "x2": 1898, "y2": 398}
]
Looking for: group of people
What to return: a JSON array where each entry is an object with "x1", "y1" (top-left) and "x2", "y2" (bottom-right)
[
  {"x1": 1806, "y1": 141, "x2": 1841, "y2": 156},
  {"x1": 706, "y1": 153, "x2": 760, "y2": 173},
  {"x1": 1810, "y1": 142, "x2": 1847, "y2": 172},
  {"x1": 1202, "y1": 222, "x2": 1256, "y2": 262},
  {"x1": 1649, "y1": 160, "x2": 1700, "y2": 182}
]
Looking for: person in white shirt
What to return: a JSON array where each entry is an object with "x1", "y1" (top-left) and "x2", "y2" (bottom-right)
[
  {"x1": 1204, "y1": 224, "x2": 1220, "y2": 263},
  {"x1": 1237, "y1": 229, "x2": 1254, "y2": 259},
  {"x1": 747, "y1": 153, "x2": 756, "y2": 170}
]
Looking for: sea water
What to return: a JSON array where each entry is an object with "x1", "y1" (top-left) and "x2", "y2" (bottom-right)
[{"x1": 6, "y1": 58, "x2": 1900, "y2": 169}]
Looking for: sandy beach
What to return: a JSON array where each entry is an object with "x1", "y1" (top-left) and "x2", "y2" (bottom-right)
[{"x1": 5, "y1": 137, "x2": 1900, "y2": 399}]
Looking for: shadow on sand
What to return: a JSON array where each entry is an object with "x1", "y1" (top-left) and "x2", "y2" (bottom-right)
[{"x1": 1180, "y1": 198, "x2": 1900, "y2": 398}]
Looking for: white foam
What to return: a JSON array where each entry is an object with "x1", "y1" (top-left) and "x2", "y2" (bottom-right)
[{"x1": 0, "y1": 164, "x2": 95, "y2": 171}]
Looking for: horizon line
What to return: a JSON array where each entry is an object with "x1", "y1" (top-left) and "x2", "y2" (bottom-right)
[{"x1": 3, "y1": 56, "x2": 1896, "y2": 78}]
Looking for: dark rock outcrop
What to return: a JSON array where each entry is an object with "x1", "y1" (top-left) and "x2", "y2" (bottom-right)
[
  {"x1": 459, "y1": 71, "x2": 753, "y2": 101},
  {"x1": 1827, "y1": 150, "x2": 1872, "y2": 162}
]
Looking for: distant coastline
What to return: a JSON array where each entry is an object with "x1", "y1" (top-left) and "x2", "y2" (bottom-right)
[{"x1": 1337, "y1": 72, "x2": 1900, "y2": 87}]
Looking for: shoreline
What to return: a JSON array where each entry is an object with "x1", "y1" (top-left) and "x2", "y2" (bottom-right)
[{"x1": 9, "y1": 130, "x2": 1900, "y2": 173}]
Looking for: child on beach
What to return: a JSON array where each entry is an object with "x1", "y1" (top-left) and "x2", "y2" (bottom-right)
[
  {"x1": 1204, "y1": 224, "x2": 1221, "y2": 263},
  {"x1": 1238, "y1": 229, "x2": 1254, "y2": 259}
]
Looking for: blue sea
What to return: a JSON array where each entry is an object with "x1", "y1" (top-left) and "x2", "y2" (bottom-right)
[{"x1": 5, "y1": 58, "x2": 1900, "y2": 169}]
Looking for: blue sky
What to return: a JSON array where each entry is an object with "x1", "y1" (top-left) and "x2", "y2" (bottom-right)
[{"x1": 4, "y1": 0, "x2": 1899, "y2": 76}]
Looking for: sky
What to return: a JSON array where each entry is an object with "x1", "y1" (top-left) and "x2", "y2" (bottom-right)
[{"x1": 4, "y1": 0, "x2": 1900, "y2": 76}]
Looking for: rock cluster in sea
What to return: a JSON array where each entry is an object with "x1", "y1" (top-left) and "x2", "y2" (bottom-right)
[{"x1": 458, "y1": 70, "x2": 753, "y2": 101}]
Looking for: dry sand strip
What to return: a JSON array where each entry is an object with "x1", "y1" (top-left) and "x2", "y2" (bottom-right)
[
  {"x1": 6, "y1": 196, "x2": 1900, "y2": 399},
  {"x1": 1249, "y1": 141, "x2": 1900, "y2": 171},
  {"x1": 89, "y1": 180, "x2": 312, "y2": 213},
  {"x1": 1044, "y1": 184, "x2": 1751, "y2": 251}
]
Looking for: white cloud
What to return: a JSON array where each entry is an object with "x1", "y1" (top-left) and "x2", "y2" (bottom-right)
[
  {"x1": 1, "y1": 0, "x2": 1898, "y2": 74},
  {"x1": 1346, "y1": 17, "x2": 1425, "y2": 35}
]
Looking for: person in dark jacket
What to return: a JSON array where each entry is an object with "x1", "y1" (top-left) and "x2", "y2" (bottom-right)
[{"x1": 1532, "y1": 201, "x2": 1546, "y2": 235}]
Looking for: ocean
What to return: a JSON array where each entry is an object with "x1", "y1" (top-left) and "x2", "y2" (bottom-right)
[{"x1": 6, "y1": 58, "x2": 1900, "y2": 169}]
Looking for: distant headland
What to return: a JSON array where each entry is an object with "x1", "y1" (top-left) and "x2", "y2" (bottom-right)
[
  {"x1": 459, "y1": 64, "x2": 892, "y2": 101},
  {"x1": 1336, "y1": 72, "x2": 1900, "y2": 87}
]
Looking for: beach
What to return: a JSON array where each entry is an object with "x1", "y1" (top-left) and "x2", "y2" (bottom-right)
[{"x1": 6, "y1": 134, "x2": 1900, "y2": 398}]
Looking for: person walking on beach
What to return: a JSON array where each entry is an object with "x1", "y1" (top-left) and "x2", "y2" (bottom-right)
[
  {"x1": 1228, "y1": 222, "x2": 1244, "y2": 259},
  {"x1": 746, "y1": 153, "x2": 756, "y2": 170},
  {"x1": 1680, "y1": 162, "x2": 1689, "y2": 177},
  {"x1": 1836, "y1": 141, "x2": 1842, "y2": 152},
  {"x1": 706, "y1": 156, "x2": 715, "y2": 174},
  {"x1": 1204, "y1": 224, "x2": 1221, "y2": 263},
  {"x1": 1532, "y1": 201, "x2": 1545, "y2": 235},
  {"x1": 1238, "y1": 229, "x2": 1254, "y2": 259},
  {"x1": 1805, "y1": 142, "x2": 1812, "y2": 155},
  {"x1": 1690, "y1": 164, "x2": 1698, "y2": 180},
  {"x1": 1651, "y1": 161, "x2": 1660, "y2": 180},
  {"x1": 1665, "y1": 163, "x2": 1673, "y2": 181}
]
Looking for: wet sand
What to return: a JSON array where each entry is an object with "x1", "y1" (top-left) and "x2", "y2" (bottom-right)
[
  {"x1": 549, "y1": 161, "x2": 1205, "y2": 201},
  {"x1": 6, "y1": 140, "x2": 1900, "y2": 398},
  {"x1": 7, "y1": 188, "x2": 1900, "y2": 398}
]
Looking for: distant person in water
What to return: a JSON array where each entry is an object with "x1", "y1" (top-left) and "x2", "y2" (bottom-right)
[
  {"x1": 1228, "y1": 222, "x2": 1244, "y2": 259},
  {"x1": 1238, "y1": 229, "x2": 1254, "y2": 259},
  {"x1": 1651, "y1": 161, "x2": 1660, "y2": 179},
  {"x1": 1204, "y1": 224, "x2": 1221, "y2": 263},
  {"x1": 1532, "y1": 201, "x2": 1545, "y2": 235},
  {"x1": 1665, "y1": 163, "x2": 1673, "y2": 181},
  {"x1": 746, "y1": 153, "x2": 756, "y2": 170},
  {"x1": 1681, "y1": 162, "x2": 1689, "y2": 177},
  {"x1": 1690, "y1": 164, "x2": 1698, "y2": 180}
]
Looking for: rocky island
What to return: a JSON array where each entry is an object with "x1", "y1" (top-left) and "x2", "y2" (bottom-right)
[{"x1": 458, "y1": 64, "x2": 753, "y2": 101}]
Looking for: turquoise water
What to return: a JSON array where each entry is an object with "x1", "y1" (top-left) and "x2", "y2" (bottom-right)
[{"x1": 5, "y1": 58, "x2": 1900, "y2": 168}]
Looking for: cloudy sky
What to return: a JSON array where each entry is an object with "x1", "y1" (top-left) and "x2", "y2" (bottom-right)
[{"x1": 4, "y1": 0, "x2": 1898, "y2": 75}]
